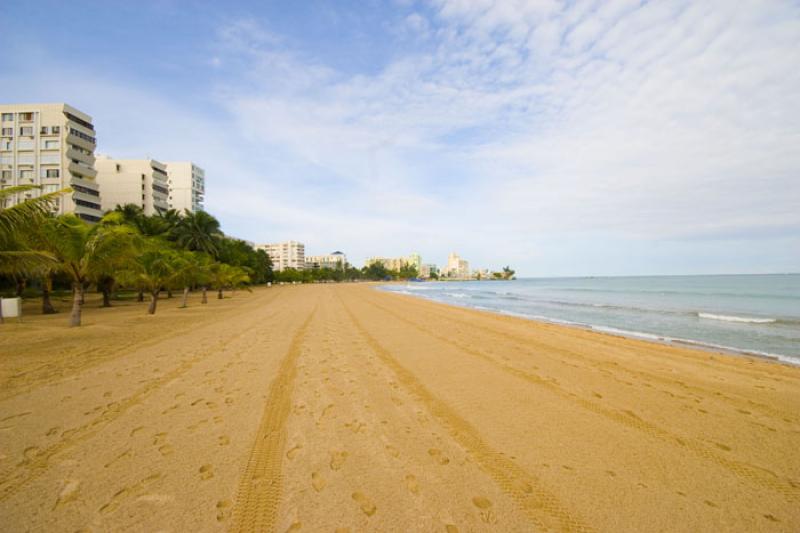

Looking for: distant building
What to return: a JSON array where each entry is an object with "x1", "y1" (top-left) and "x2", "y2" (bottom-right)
[
  {"x1": 95, "y1": 156, "x2": 170, "y2": 216},
  {"x1": 165, "y1": 161, "x2": 205, "y2": 213},
  {"x1": 444, "y1": 252, "x2": 470, "y2": 279},
  {"x1": 305, "y1": 251, "x2": 347, "y2": 270},
  {"x1": 257, "y1": 241, "x2": 305, "y2": 271},
  {"x1": 366, "y1": 253, "x2": 421, "y2": 272},
  {"x1": 0, "y1": 103, "x2": 103, "y2": 222},
  {"x1": 420, "y1": 263, "x2": 439, "y2": 278}
]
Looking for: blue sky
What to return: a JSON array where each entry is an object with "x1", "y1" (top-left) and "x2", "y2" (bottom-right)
[{"x1": 2, "y1": 0, "x2": 799, "y2": 276}]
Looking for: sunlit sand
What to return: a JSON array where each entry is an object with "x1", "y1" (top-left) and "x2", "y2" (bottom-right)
[{"x1": 1, "y1": 284, "x2": 798, "y2": 531}]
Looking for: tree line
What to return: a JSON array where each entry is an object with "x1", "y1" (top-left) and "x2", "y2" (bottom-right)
[{"x1": 0, "y1": 186, "x2": 271, "y2": 326}]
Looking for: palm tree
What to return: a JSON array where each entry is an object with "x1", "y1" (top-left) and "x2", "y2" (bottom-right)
[
  {"x1": 36, "y1": 215, "x2": 136, "y2": 326},
  {"x1": 209, "y1": 263, "x2": 250, "y2": 300},
  {"x1": 0, "y1": 185, "x2": 69, "y2": 322},
  {"x1": 171, "y1": 210, "x2": 223, "y2": 257},
  {"x1": 119, "y1": 248, "x2": 178, "y2": 315},
  {"x1": 170, "y1": 251, "x2": 212, "y2": 308},
  {"x1": 0, "y1": 185, "x2": 65, "y2": 276}
]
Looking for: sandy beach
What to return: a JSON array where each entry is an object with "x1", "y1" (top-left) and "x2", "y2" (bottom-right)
[{"x1": 1, "y1": 283, "x2": 798, "y2": 532}]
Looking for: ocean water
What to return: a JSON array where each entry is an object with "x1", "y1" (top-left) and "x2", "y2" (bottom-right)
[{"x1": 378, "y1": 274, "x2": 800, "y2": 364}]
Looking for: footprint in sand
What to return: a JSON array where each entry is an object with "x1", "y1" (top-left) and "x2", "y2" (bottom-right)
[
  {"x1": 428, "y1": 448, "x2": 450, "y2": 465},
  {"x1": 330, "y1": 451, "x2": 348, "y2": 471},
  {"x1": 445, "y1": 525, "x2": 459, "y2": 533},
  {"x1": 215, "y1": 499, "x2": 231, "y2": 522},
  {"x1": 385, "y1": 445, "x2": 400, "y2": 459},
  {"x1": 53, "y1": 479, "x2": 81, "y2": 509},
  {"x1": 473, "y1": 496, "x2": 496, "y2": 524},
  {"x1": 199, "y1": 464, "x2": 214, "y2": 480},
  {"x1": 312, "y1": 472, "x2": 327, "y2": 492},
  {"x1": 158, "y1": 444, "x2": 174, "y2": 456},
  {"x1": 405, "y1": 474, "x2": 420, "y2": 495},
  {"x1": 286, "y1": 444, "x2": 303, "y2": 460},
  {"x1": 352, "y1": 492, "x2": 376, "y2": 517},
  {"x1": 218, "y1": 435, "x2": 230, "y2": 446}
]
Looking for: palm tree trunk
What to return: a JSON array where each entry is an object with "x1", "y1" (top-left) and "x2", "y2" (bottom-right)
[
  {"x1": 148, "y1": 290, "x2": 159, "y2": 315},
  {"x1": 42, "y1": 275, "x2": 57, "y2": 314},
  {"x1": 15, "y1": 276, "x2": 25, "y2": 297},
  {"x1": 167, "y1": 288, "x2": 173, "y2": 299},
  {"x1": 102, "y1": 286, "x2": 112, "y2": 307},
  {"x1": 137, "y1": 288, "x2": 144, "y2": 302},
  {"x1": 181, "y1": 286, "x2": 189, "y2": 308},
  {"x1": 201, "y1": 287, "x2": 208, "y2": 304},
  {"x1": 70, "y1": 283, "x2": 83, "y2": 327},
  {"x1": 79, "y1": 283, "x2": 86, "y2": 305},
  {"x1": 217, "y1": 287, "x2": 224, "y2": 299}
]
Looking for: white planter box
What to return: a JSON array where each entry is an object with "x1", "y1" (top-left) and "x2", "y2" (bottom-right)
[{"x1": 1, "y1": 297, "x2": 21, "y2": 318}]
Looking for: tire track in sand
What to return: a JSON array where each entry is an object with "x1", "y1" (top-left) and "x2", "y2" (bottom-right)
[
  {"x1": 230, "y1": 307, "x2": 316, "y2": 533},
  {"x1": 339, "y1": 299, "x2": 594, "y2": 533},
  {"x1": 0, "y1": 291, "x2": 285, "y2": 402},
  {"x1": 359, "y1": 294, "x2": 800, "y2": 504},
  {"x1": 0, "y1": 304, "x2": 285, "y2": 504},
  {"x1": 371, "y1": 292, "x2": 793, "y2": 423}
]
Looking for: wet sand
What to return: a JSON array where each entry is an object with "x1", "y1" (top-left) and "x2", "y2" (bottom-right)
[{"x1": 1, "y1": 284, "x2": 798, "y2": 532}]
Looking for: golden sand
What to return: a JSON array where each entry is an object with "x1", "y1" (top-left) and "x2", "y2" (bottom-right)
[{"x1": 1, "y1": 284, "x2": 798, "y2": 531}]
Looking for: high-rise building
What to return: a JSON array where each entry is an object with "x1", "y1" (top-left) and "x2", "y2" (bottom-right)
[
  {"x1": 305, "y1": 251, "x2": 347, "y2": 270},
  {"x1": 256, "y1": 241, "x2": 305, "y2": 271},
  {"x1": 444, "y1": 252, "x2": 470, "y2": 279},
  {"x1": 94, "y1": 156, "x2": 170, "y2": 216},
  {"x1": 0, "y1": 103, "x2": 103, "y2": 221},
  {"x1": 164, "y1": 161, "x2": 205, "y2": 213}
]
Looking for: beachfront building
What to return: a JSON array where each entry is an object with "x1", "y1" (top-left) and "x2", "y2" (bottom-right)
[
  {"x1": 257, "y1": 241, "x2": 305, "y2": 271},
  {"x1": 420, "y1": 263, "x2": 439, "y2": 279},
  {"x1": 305, "y1": 251, "x2": 347, "y2": 270},
  {"x1": 164, "y1": 161, "x2": 205, "y2": 213},
  {"x1": 94, "y1": 156, "x2": 170, "y2": 216},
  {"x1": 366, "y1": 253, "x2": 421, "y2": 272},
  {"x1": 443, "y1": 252, "x2": 470, "y2": 279},
  {"x1": 0, "y1": 103, "x2": 103, "y2": 222}
]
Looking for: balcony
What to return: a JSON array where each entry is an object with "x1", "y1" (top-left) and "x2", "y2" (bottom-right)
[
  {"x1": 68, "y1": 161, "x2": 97, "y2": 179},
  {"x1": 66, "y1": 147, "x2": 94, "y2": 166},
  {"x1": 66, "y1": 131, "x2": 95, "y2": 152}
]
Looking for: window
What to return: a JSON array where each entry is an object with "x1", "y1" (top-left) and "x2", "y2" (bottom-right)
[
  {"x1": 19, "y1": 112, "x2": 34, "y2": 122},
  {"x1": 43, "y1": 184, "x2": 59, "y2": 193},
  {"x1": 19, "y1": 169, "x2": 33, "y2": 179},
  {"x1": 1, "y1": 113, "x2": 13, "y2": 121},
  {"x1": 44, "y1": 140, "x2": 59, "y2": 149},
  {"x1": 52, "y1": 126, "x2": 60, "y2": 134},
  {"x1": 1, "y1": 140, "x2": 11, "y2": 151},
  {"x1": 1, "y1": 128, "x2": 12, "y2": 136},
  {"x1": 20, "y1": 127, "x2": 33, "y2": 136},
  {"x1": 45, "y1": 169, "x2": 60, "y2": 178},
  {"x1": 40, "y1": 126, "x2": 48, "y2": 135},
  {"x1": 1, "y1": 170, "x2": 11, "y2": 180}
]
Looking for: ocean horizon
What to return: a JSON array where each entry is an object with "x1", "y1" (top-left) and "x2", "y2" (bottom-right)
[{"x1": 379, "y1": 273, "x2": 800, "y2": 364}]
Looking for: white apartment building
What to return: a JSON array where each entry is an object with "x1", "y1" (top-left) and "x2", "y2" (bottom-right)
[
  {"x1": 257, "y1": 241, "x2": 305, "y2": 271},
  {"x1": 94, "y1": 156, "x2": 170, "y2": 216},
  {"x1": 444, "y1": 252, "x2": 470, "y2": 279},
  {"x1": 305, "y1": 251, "x2": 347, "y2": 270},
  {"x1": 0, "y1": 103, "x2": 103, "y2": 221},
  {"x1": 165, "y1": 161, "x2": 205, "y2": 213}
]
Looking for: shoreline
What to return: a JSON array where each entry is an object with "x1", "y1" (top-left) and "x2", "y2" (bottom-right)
[{"x1": 376, "y1": 284, "x2": 799, "y2": 367}]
